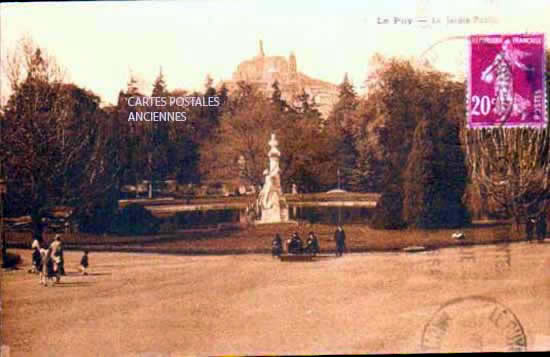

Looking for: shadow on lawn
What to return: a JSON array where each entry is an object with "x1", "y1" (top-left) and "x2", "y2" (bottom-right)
[
  {"x1": 54, "y1": 281, "x2": 93, "y2": 287},
  {"x1": 86, "y1": 272, "x2": 112, "y2": 276},
  {"x1": 63, "y1": 271, "x2": 111, "y2": 277}
]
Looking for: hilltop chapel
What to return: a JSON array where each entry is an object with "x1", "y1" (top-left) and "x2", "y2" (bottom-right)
[{"x1": 220, "y1": 41, "x2": 339, "y2": 117}]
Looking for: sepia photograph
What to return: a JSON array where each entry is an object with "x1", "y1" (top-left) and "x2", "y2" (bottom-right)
[{"x1": 0, "y1": 0, "x2": 549, "y2": 355}]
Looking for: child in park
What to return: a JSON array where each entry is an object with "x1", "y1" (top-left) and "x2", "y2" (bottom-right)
[{"x1": 79, "y1": 251, "x2": 89, "y2": 275}]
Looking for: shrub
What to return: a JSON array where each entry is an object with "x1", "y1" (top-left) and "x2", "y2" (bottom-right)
[
  {"x1": 370, "y1": 185, "x2": 406, "y2": 229},
  {"x1": 303, "y1": 208, "x2": 322, "y2": 225},
  {"x1": 403, "y1": 118, "x2": 470, "y2": 229},
  {"x1": 2, "y1": 252, "x2": 22, "y2": 269},
  {"x1": 78, "y1": 186, "x2": 120, "y2": 234},
  {"x1": 109, "y1": 203, "x2": 160, "y2": 236}
]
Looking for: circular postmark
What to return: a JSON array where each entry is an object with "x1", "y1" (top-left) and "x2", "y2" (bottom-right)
[{"x1": 421, "y1": 296, "x2": 527, "y2": 352}]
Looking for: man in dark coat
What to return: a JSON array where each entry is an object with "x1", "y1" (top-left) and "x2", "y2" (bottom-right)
[
  {"x1": 272, "y1": 234, "x2": 283, "y2": 257},
  {"x1": 334, "y1": 226, "x2": 346, "y2": 256},
  {"x1": 526, "y1": 217, "x2": 535, "y2": 242},
  {"x1": 536, "y1": 214, "x2": 547, "y2": 242}
]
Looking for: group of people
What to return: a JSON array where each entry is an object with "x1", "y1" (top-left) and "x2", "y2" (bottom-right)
[
  {"x1": 272, "y1": 232, "x2": 319, "y2": 256},
  {"x1": 271, "y1": 225, "x2": 347, "y2": 257},
  {"x1": 30, "y1": 234, "x2": 89, "y2": 287},
  {"x1": 526, "y1": 214, "x2": 547, "y2": 243}
]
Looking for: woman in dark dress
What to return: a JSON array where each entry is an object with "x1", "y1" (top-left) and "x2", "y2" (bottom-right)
[
  {"x1": 272, "y1": 234, "x2": 283, "y2": 257},
  {"x1": 305, "y1": 232, "x2": 320, "y2": 255},
  {"x1": 289, "y1": 232, "x2": 303, "y2": 254}
]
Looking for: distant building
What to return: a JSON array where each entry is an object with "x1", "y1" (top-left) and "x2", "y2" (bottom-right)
[{"x1": 220, "y1": 41, "x2": 339, "y2": 117}]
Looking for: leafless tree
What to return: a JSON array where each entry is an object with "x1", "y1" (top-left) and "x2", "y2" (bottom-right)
[
  {"x1": 3, "y1": 36, "x2": 66, "y2": 90},
  {"x1": 1, "y1": 37, "x2": 119, "y2": 236},
  {"x1": 463, "y1": 127, "x2": 550, "y2": 229}
]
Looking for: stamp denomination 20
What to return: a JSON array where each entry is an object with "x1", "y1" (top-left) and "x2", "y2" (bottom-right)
[{"x1": 468, "y1": 34, "x2": 547, "y2": 129}]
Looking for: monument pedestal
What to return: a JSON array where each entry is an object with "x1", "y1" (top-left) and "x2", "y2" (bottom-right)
[
  {"x1": 254, "y1": 133, "x2": 293, "y2": 225},
  {"x1": 258, "y1": 200, "x2": 289, "y2": 224}
]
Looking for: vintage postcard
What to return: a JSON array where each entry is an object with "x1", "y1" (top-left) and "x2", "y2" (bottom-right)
[{"x1": 0, "y1": 0, "x2": 549, "y2": 356}]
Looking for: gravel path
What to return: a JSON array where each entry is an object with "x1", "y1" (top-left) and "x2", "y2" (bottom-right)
[{"x1": 2, "y1": 242, "x2": 549, "y2": 356}]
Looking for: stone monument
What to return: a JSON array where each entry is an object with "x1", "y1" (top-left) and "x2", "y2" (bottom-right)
[{"x1": 256, "y1": 133, "x2": 289, "y2": 223}]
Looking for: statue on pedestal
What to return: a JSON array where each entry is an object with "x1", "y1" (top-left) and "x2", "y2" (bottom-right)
[{"x1": 256, "y1": 133, "x2": 288, "y2": 223}]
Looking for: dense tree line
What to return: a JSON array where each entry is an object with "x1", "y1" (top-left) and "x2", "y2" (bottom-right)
[
  {"x1": 2, "y1": 39, "x2": 547, "y2": 235},
  {"x1": 342, "y1": 58, "x2": 470, "y2": 229}
]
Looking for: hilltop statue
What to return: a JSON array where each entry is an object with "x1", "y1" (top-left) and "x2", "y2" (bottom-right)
[{"x1": 256, "y1": 133, "x2": 289, "y2": 223}]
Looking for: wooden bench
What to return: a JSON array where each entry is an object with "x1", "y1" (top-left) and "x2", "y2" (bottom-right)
[{"x1": 278, "y1": 254, "x2": 315, "y2": 262}]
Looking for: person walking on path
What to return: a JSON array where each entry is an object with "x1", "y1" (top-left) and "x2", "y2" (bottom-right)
[
  {"x1": 30, "y1": 233, "x2": 43, "y2": 274},
  {"x1": 39, "y1": 246, "x2": 55, "y2": 286},
  {"x1": 536, "y1": 213, "x2": 547, "y2": 242},
  {"x1": 49, "y1": 235, "x2": 63, "y2": 283},
  {"x1": 79, "y1": 251, "x2": 89, "y2": 275},
  {"x1": 334, "y1": 226, "x2": 346, "y2": 257}
]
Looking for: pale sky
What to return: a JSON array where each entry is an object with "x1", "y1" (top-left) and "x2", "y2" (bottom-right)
[{"x1": 1, "y1": 0, "x2": 549, "y2": 105}]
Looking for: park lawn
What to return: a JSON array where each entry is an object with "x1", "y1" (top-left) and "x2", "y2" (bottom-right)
[{"x1": 5, "y1": 221, "x2": 526, "y2": 255}]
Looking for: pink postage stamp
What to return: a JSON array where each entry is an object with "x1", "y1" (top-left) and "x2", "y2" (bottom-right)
[{"x1": 468, "y1": 34, "x2": 547, "y2": 129}]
